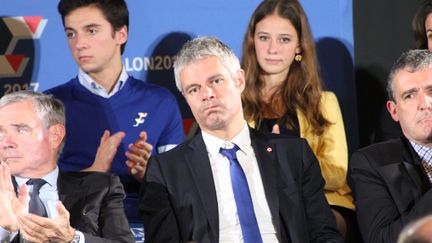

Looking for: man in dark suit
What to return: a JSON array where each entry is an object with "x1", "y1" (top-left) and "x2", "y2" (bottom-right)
[
  {"x1": 140, "y1": 36, "x2": 342, "y2": 243},
  {"x1": 0, "y1": 91, "x2": 134, "y2": 242},
  {"x1": 348, "y1": 49, "x2": 432, "y2": 243}
]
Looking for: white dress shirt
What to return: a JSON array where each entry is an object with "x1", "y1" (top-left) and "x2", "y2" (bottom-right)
[
  {"x1": 0, "y1": 167, "x2": 85, "y2": 242},
  {"x1": 201, "y1": 122, "x2": 279, "y2": 242}
]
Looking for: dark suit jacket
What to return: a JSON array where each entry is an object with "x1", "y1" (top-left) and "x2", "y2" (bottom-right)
[
  {"x1": 12, "y1": 171, "x2": 134, "y2": 243},
  {"x1": 140, "y1": 129, "x2": 342, "y2": 243},
  {"x1": 348, "y1": 136, "x2": 432, "y2": 243}
]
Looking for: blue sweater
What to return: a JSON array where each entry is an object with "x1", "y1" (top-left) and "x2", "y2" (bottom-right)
[{"x1": 45, "y1": 76, "x2": 184, "y2": 222}]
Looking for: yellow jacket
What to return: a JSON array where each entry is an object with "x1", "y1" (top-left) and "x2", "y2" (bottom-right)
[
  {"x1": 298, "y1": 91, "x2": 353, "y2": 209},
  {"x1": 248, "y1": 91, "x2": 354, "y2": 209}
]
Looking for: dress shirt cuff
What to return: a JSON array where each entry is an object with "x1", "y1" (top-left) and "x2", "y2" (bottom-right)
[
  {"x1": 157, "y1": 144, "x2": 177, "y2": 154},
  {"x1": 77, "y1": 230, "x2": 85, "y2": 243}
]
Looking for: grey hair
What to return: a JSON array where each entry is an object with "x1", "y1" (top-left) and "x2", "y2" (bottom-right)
[
  {"x1": 0, "y1": 90, "x2": 66, "y2": 154},
  {"x1": 387, "y1": 49, "x2": 432, "y2": 101},
  {"x1": 397, "y1": 215, "x2": 432, "y2": 243},
  {"x1": 173, "y1": 36, "x2": 241, "y2": 92}
]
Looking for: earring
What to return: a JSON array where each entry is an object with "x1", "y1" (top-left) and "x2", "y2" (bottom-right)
[{"x1": 295, "y1": 54, "x2": 302, "y2": 62}]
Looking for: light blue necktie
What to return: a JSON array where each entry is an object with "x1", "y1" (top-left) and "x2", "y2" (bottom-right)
[{"x1": 220, "y1": 145, "x2": 263, "y2": 243}]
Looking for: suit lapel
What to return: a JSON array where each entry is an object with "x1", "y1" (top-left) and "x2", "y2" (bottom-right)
[
  {"x1": 401, "y1": 139, "x2": 431, "y2": 191},
  {"x1": 185, "y1": 134, "x2": 219, "y2": 241},
  {"x1": 380, "y1": 138, "x2": 430, "y2": 213},
  {"x1": 249, "y1": 129, "x2": 281, "y2": 233},
  {"x1": 12, "y1": 176, "x2": 18, "y2": 195},
  {"x1": 57, "y1": 171, "x2": 86, "y2": 211}
]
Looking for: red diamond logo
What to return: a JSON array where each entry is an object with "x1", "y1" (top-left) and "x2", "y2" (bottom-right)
[
  {"x1": 23, "y1": 16, "x2": 43, "y2": 34},
  {"x1": 5, "y1": 55, "x2": 25, "y2": 72}
]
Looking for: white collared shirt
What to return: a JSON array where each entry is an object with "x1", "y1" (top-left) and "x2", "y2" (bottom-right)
[
  {"x1": 0, "y1": 167, "x2": 85, "y2": 242},
  {"x1": 78, "y1": 66, "x2": 129, "y2": 98},
  {"x1": 202, "y1": 122, "x2": 279, "y2": 242}
]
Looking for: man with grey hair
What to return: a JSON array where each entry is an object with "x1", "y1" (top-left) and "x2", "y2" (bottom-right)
[
  {"x1": 0, "y1": 91, "x2": 133, "y2": 242},
  {"x1": 140, "y1": 36, "x2": 342, "y2": 242},
  {"x1": 349, "y1": 49, "x2": 432, "y2": 243}
]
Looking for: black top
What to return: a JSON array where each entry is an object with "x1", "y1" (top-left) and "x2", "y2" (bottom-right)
[{"x1": 256, "y1": 116, "x2": 300, "y2": 137}]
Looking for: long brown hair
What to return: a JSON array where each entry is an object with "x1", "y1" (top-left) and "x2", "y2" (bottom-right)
[
  {"x1": 412, "y1": 0, "x2": 432, "y2": 49},
  {"x1": 241, "y1": 0, "x2": 329, "y2": 135}
]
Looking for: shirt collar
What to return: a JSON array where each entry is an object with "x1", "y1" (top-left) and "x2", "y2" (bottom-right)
[
  {"x1": 78, "y1": 65, "x2": 129, "y2": 98},
  {"x1": 15, "y1": 166, "x2": 59, "y2": 188},
  {"x1": 409, "y1": 140, "x2": 432, "y2": 163},
  {"x1": 201, "y1": 121, "x2": 251, "y2": 158}
]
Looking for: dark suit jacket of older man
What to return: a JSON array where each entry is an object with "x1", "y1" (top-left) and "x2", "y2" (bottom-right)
[{"x1": 12, "y1": 171, "x2": 134, "y2": 243}]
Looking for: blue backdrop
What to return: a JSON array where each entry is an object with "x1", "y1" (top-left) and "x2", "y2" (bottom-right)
[{"x1": 0, "y1": 1, "x2": 356, "y2": 240}]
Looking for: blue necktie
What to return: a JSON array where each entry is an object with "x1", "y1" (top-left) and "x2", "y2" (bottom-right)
[
  {"x1": 220, "y1": 145, "x2": 263, "y2": 243},
  {"x1": 26, "y1": 179, "x2": 48, "y2": 217}
]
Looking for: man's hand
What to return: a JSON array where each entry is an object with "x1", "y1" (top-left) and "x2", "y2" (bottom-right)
[
  {"x1": 272, "y1": 124, "x2": 280, "y2": 134},
  {"x1": 84, "y1": 130, "x2": 125, "y2": 172},
  {"x1": 0, "y1": 162, "x2": 27, "y2": 233},
  {"x1": 125, "y1": 131, "x2": 153, "y2": 181},
  {"x1": 18, "y1": 201, "x2": 75, "y2": 243}
]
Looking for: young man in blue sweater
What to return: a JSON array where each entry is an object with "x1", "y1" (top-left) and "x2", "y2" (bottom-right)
[{"x1": 45, "y1": 0, "x2": 184, "y2": 223}]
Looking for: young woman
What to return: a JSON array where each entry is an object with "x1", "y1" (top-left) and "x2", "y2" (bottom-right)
[
  {"x1": 241, "y1": 0, "x2": 358, "y2": 240},
  {"x1": 413, "y1": 0, "x2": 432, "y2": 50}
]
